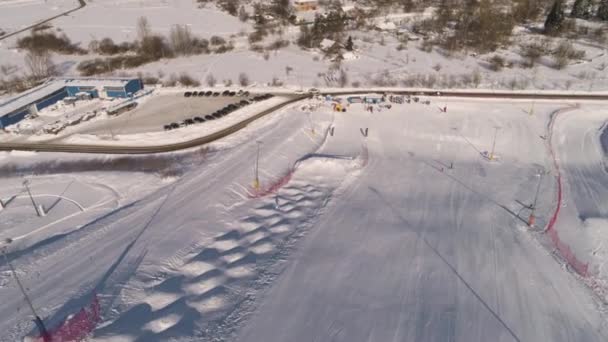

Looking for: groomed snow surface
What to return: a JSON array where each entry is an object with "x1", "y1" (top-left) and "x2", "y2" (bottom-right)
[{"x1": 1, "y1": 96, "x2": 608, "y2": 341}]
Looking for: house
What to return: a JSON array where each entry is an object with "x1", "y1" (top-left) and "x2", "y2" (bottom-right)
[
  {"x1": 293, "y1": 0, "x2": 318, "y2": 11},
  {"x1": 0, "y1": 77, "x2": 143, "y2": 128}
]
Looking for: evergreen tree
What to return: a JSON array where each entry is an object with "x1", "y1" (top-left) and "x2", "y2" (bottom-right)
[
  {"x1": 253, "y1": 3, "x2": 266, "y2": 26},
  {"x1": 271, "y1": 0, "x2": 292, "y2": 20},
  {"x1": 598, "y1": 0, "x2": 608, "y2": 20},
  {"x1": 571, "y1": 0, "x2": 593, "y2": 19},
  {"x1": 434, "y1": 0, "x2": 454, "y2": 27},
  {"x1": 297, "y1": 24, "x2": 313, "y2": 48},
  {"x1": 345, "y1": 36, "x2": 354, "y2": 51},
  {"x1": 544, "y1": 0, "x2": 565, "y2": 35}
]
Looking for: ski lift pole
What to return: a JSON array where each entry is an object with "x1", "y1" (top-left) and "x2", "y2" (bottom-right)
[
  {"x1": 254, "y1": 141, "x2": 262, "y2": 191},
  {"x1": 489, "y1": 126, "x2": 500, "y2": 161},
  {"x1": 528, "y1": 169, "x2": 546, "y2": 227},
  {"x1": 2, "y1": 249, "x2": 50, "y2": 341},
  {"x1": 23, "y1": 180, "x2": 40, "y2": 217}
]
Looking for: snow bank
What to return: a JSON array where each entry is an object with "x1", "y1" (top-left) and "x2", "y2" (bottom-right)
[{"x1": 583, "y1": 218, "x2": 608, "y2": 282}]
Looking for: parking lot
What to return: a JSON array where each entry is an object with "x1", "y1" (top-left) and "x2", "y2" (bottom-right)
[{"x1": 78, "y1": 92, "x2": 249, "y2": 135}]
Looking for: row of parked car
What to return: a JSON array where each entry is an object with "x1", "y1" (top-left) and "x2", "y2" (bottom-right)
[
  {"x1": 163, "y1": 93, "x2": 275, "y2": 131},
  {"x1": 184, "y1": 90, "x2": 250, "y2": 98}
]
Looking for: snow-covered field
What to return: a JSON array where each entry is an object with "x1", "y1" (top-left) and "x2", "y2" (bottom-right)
[
  {"x1": 0, "y1": 0, "x2": 78, "y2": 33},
  {"x1": 1, "y1": 0, "x2": 607, "y2": 93},
  {"x1": 2, "y1": 95, "x2": 608, "y2": 341}
]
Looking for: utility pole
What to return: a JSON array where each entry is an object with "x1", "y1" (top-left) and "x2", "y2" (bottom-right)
[
  {"x1": 253, "y1": 141, "x2": 262, "y2": 191},
  {"x1": 23, "y1": 180, "x2": 40, "y2": 217},
  {"x1": 2, "y1": 247, "x2": 50, "y2": 341},
  {"x1": 489, "y1": 126, "x2": 500, "y2": 161}
]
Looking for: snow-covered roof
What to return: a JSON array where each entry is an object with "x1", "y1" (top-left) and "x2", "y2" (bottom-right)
[
  {"x1": 53, "y1": 77, "x2": 132, "y2": 89},
  {"x1": 294, "y1": 0, "x2": 318, "y2": 4},
  {"x1": 0, "y1": 77, "x2": 133, "y2": 117}
]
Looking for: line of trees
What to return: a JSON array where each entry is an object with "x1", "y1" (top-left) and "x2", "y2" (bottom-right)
[{"x1": 79, "y1": 17, "x2": 233, "y2": 76}]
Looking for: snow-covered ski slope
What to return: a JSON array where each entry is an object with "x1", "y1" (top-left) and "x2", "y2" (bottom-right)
[{"x1": 1, "y1": 96, "x2": 608, "y2": 341}]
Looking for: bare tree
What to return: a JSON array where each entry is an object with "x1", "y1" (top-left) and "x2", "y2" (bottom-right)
[
  {"x1": 206, "y1": 73, "x2": 217, "y2": 87},
  {"x1": 170, "y1": 25, "x2": 194, "y2": 55},
  {"x1": 25, "y1": 50, "x2": 55, "y2": 79},
  {"x1": 137, "y1": 16, "x2": 151, "y2": 42},
  {"x1": 238, "y1": 72, "x2": 250, "y2": 86}
]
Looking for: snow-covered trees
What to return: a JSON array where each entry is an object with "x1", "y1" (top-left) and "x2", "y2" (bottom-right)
[
  {"x1": 206, "y1": 74, "x2": 217, "y2": 87},
  {"x1": 271, "y1": 0, "x2": 292, "y2": 20},
  {"x1": 545, "y1": 0, "x2": 566, "y2": 35},
  {"x1": 571, "y1": 0, "x2": 593, "y2": 19},
  {"x1": 218, "y1": 0, "x2": 239, "y2": 16},
  {"x1": 25, "y1": 50, "x2": 55, "y2": 80},
  {"x1": 598, "y1": 0, "x2": 608, "y2": 20},
  {"x1": 238, "y1": 72, "x2": 250, "y2": 86},
  {"x1": 169, "y1": 25, "x2": 195, "y2": 56}
]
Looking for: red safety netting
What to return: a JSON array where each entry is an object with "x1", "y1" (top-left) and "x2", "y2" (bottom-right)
[
  {"x1": 545, "y1": 108, "x2": 589, "y2": 277},
  {"x1": 248, "y1": 169, "x2": 295, "y2": 198},
  {"x1": 547, "y1": 225, "x2": 589, "y2": 276},
  {"x1": 35, "y1": 294, "x2": 100, "y2": 342}
]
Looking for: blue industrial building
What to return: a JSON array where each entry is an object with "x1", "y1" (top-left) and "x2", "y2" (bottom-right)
[{"x1": 0, "y1": 77, "x2": 143, "y2": 128}]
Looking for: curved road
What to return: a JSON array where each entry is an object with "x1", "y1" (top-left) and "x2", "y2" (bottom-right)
[{"x1": 0, "y1": 89, "x2": 607, "y2": 154}]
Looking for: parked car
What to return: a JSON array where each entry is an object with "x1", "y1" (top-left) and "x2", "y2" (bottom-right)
[
  {"x1": 222, "y1": 90, "x2": 231, "y2": 96},
  {"x1": 308, "y1": 88, "x2": 320, "y2": 94},
  {"x1": 184, "y1": 92, "x2": 192, "y2": 97},
  {"x1": 164, "y1": 124, "x2": 173, "y2": 130},
  {"x1": 205, "y1": 115, "x2": 215, "y2": 120},
  {"x1": 205, "y1": 91, "x2": 213, "y2": 96},
  {"x1": 239, "y1": 100, "x2": 250, "y2": 106},
  {"x1": 170, "y1": 122, "x2": 180, "y2": 129},
  {"x1": 198, "y1": 91, "x2": 205, "y2": 97},
  {"x1": 190, "y1": 91, "x2": 198, "y2": 97},
  {"x1": 212, "y1": 112, "x2": 223, "y2": 118},
  {"x1": 212, "y1": 92, "x2": 220, "y2": 97},
  {"x1": 229, "y1": 91, "x2": 236, "y2": 96},
  {"x1": 194, "y1": 116, "x2": 205, "y2": 123},
  {"x1": 184, "y1": 119, "x2": 195, "y2": 125}
]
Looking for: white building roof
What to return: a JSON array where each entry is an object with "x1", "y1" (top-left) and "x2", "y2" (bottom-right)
[{"x1": 0, "y1": 77, "x2": 133, "y2": 117}]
